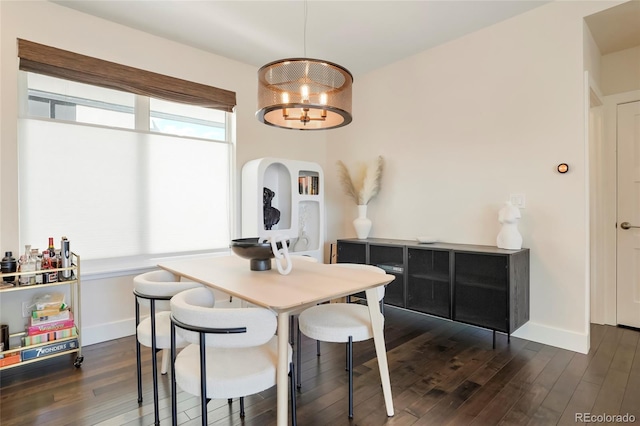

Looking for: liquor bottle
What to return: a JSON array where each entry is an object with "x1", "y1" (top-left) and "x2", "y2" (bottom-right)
[
  {"x1": 1, "y1": 252, "x2": 18, "y2": 284},
  {"x1": 17, "y1": 255, "x2": 24, "y2": 285},
  {"x1": 19, "y1": 245, "x2": 36, "y2": 286},
  {"x1": 42, "y1": 250, "x2": 51, "y2": 284},
  {"x1": 28, "y1": 248, "x2": 37, "y2": 285},
  {"x1": 47, "y1": 237, "x2": 60, "y2": 283},
  {"x1": 60, "y1": 237, "x2": 71, "y2": 280},
  {"x1": 46, "y1": 237, "x2": 58, "y2": 283},
  {"x1": 31, "y1": 248, "x2": 43, "y2": 285},
  {"x1": 47, "y1": 237, "x2": 55, "y2": 259},
  {"x1": 42, "y1": 251, "x2": 56, "y2": 284}
]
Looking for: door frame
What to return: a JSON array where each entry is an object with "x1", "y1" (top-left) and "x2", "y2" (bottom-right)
[
  {"x1": 588, "y1": 77, "x2": 604, "y2": 325},
  {"x1": 593, "y1": 89, "x2": 640, "y2": 325}
]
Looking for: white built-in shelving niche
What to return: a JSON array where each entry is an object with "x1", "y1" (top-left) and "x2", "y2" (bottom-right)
[{"x1": 241, "y1": 158, "x2": 324, "y2": 262}]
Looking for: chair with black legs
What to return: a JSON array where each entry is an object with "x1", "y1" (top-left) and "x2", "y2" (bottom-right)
[
  {"x1": 133, "y1": 269, "x2": 202, "y2": 425},
  {"x1": 296, "y1": 263, "x2": 386, "y2": 419},
  {"x1": 169, "y1": 286, "x2": 297, "y2": 425}
]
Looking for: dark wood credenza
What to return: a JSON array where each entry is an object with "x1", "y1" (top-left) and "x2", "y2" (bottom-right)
[{"x1": 336, "y1": 238, "x2": 530, "y2": 346}]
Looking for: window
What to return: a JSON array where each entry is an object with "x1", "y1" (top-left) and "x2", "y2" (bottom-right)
[
  {"x1": 27, "y1": 73, "x2": 135, "y2": 128},
  {"x1": 150, "y1": 98, "x2": 226, "y2": 140},
  {"x1": 18, "y1": 70, "x2": 234, "y2": 265}
]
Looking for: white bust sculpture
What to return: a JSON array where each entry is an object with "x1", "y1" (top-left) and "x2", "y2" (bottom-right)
[{"x1": 497, "y1": 201, "x2": 522, "y2": 250}]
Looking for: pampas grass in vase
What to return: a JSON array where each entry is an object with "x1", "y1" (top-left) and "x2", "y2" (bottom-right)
[{"x1": 337, "y1": 156, "x2": 384, "y2": 239}]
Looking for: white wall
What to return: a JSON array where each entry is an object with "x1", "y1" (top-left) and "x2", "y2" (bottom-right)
[
  {"x1": 601, "y1": 45, "x2": 640, "y2": 95},
  {"x1": 584, "y1": 24, "x2": 603, "y2": 92},
  {"x1": 0, "y1": 0, "x2": 328, "y2": 344},
  {"x1": 327, "y1": 1, "x2": 618, "y2": 354}
]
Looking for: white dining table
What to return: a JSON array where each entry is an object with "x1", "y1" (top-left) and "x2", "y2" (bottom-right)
[{"x1": 158, "y1": 254, "x2": 396, "y2": 426}]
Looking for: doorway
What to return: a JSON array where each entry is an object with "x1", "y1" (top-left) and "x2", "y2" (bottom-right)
[
  {"x1": 585, "y1": 0, "x2": 640, "y2": 328},
  {"x1": 616, "y1": 101, "x2": 640, "y2": 329}
]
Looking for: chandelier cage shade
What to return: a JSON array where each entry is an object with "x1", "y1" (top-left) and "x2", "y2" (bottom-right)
[{"x1": 257, "y1": 58, "x2": 353, "y2": 130}]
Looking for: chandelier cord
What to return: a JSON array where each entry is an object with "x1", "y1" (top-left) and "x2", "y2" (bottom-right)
[{"x1": 303, "y1": 0, "x2": 308, "y2": 58}]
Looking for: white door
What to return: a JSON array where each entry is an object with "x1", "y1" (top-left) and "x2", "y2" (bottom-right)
[{"x1": 617, "y1": 100, "x2": 640, "y2": 328}]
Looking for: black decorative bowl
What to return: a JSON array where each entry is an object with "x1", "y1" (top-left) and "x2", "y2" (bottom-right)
[{"x1": 230, "y1": 238, "x2": 281, "y2": 271}]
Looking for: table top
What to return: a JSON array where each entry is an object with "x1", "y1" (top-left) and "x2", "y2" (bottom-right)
[{"x1": 158, "y1": 255, "x2": 395, "y2": 313}]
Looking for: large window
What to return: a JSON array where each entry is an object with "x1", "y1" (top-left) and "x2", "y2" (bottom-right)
[{"x1": 18, "y1": 71, "x2": 234, "y2": 264}]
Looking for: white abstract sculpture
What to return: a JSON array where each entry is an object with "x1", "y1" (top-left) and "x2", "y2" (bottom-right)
[
  {"x1": 497, "y1": 201, "x2": 523, "y2": 250},
  {"x1": 269, "y1": 234, "x2": 293, "y2": 275}
]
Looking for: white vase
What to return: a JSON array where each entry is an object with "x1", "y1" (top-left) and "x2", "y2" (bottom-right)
[{"x1": 353, "y1": 204, "x2": 372, "y2": 239}]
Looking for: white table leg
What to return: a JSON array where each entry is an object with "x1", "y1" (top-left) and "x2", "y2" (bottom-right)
[
  {"x1": 277, "y1": 311, "x2": 290, "y2": 426},
  {"x1": 365, "y1": 288, "x2": 394, "y2": 416}
]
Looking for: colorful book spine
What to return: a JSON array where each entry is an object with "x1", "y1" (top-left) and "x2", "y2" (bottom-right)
[
  {"x1": 32, "y1": 306, "x2": 65, "y2": 319},
  {"x1": 27, "y1": 312, "x2": 74, "y2": 334},
  {"x1": 23, "y1": 327, "x2": 77, "y2": 346},
  {"x1": 29, "y1": 309, "x2": 71, "y2": 326}
]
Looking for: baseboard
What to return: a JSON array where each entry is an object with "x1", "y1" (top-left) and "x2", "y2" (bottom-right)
[
  {"x1": 80, "y1": 318, "x2": 135, "y2": 346},
  {"x1": 512, "y1": 321, "x2": 589, "y2": 354}
]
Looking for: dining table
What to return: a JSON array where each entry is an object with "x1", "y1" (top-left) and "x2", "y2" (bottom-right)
[{"x1": 158, "y1": 254, "x2": 395, "y2": 426}]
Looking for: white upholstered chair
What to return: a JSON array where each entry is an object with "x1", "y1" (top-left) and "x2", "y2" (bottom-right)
[
  {"x1": 169, "y1": 287, "x2": 297, "y2": 425},
  {"x1": 296, "y1": 263, "x2": 386, "y2": 419},
  {"x1": 133, "y1": 269, "x2": 202, "y2": 425}
]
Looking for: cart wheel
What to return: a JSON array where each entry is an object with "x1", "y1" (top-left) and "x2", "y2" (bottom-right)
[{"x1": 74, "y1": 355, "x2": 84, "y2": 368}]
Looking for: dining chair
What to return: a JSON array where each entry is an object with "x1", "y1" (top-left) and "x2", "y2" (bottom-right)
[
  {"x1": 169, "y1": 286, "x2": 297, "y2": 425},
  {"x1": 133, "y1": 269, "x2": 202, "y2": 425},
  {"x1": 296, "y1": 263, "x2": 386, "y2": 419}
]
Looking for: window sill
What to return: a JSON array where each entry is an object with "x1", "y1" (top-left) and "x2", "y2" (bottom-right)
[{"x1": 81, "y1": 249, "x2": 232, "y2": 281}]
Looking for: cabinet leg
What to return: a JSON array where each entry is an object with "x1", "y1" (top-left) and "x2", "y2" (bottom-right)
[{"x1": 492, "y1": 330, "x2": 496, "y2": 349}]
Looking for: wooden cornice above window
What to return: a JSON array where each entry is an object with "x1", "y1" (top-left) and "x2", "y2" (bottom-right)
[{"x1": 17, "y1": 39, "x2": 236, "y2": 112}]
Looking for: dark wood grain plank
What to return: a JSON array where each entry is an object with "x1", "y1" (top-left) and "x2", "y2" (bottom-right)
[
  {"x1": 469, "y1": 346, "x2": 569, "y2": 425},
  {"x1": 589, "y1": 328, "x2": 639, "y2": 417},
  {"x1": 581, "y1": 326, "x2": 625, "y2": 385},
  {"x1": 503, "y1": 350, "x2": 585, "y2": 425},
  {"x1": 556, "y1": 380, "x2": 600, "y2": 425},
  {"x1": 619, "y1": 330, "x2": 640, "y2": 419}
]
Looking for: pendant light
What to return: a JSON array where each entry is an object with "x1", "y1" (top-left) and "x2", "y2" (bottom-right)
[{"x1": 256, "y1": 2, "x2": 353, "y2": 130}]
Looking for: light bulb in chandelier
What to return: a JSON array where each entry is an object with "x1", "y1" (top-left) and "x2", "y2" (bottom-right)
[{"x1": 301, "y1": 84, "x2": 310, "y2": 102}]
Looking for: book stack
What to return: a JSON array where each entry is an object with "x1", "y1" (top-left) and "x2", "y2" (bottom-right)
[
  {"x1": 298, "y1": 175, "x2": 320, "y2": 195},
  {"x1": 0, "y1": 349, "x2": 21, "y2": 367},
  {"x1": 25, "y1": 313, "x2": 76, "y2": 345},
  {"x1": 24, "y1": 293, "x2": 76, "y2": 346}
]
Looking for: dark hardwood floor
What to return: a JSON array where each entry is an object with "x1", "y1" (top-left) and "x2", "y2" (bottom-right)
[{"x1": 1, "y1": 307, "x2": 638, "y2": 425}]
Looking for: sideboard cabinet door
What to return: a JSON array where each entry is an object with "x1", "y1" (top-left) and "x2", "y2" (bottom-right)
[
  {"x1": 369, "y1": 244, "x2": 405, "y2": 308},
  {"x1": 337, "y1": 241, "x2": 367, "y2": 264},
  {"x1": 453, "y1": 252, "x2": 509, "y2": 332},
  {"x1": 407, "y1": 248, "x2": 451, "y2": 319}
]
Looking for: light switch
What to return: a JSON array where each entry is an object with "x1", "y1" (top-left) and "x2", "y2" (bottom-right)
[{"x1": 509, "y1": 193, "x2": 526, "y2": 208}]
